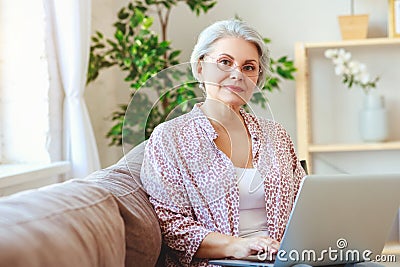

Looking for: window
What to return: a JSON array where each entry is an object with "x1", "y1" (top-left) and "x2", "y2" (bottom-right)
[
  {"x1": 0, "y1": 0, "x2": 68, "y2": 195},
  {"x1": 0, "y1": 0, "x2": 52, "y2": 164}
]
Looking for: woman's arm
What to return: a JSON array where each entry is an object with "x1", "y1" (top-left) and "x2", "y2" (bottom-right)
[
  {"x1": 194, "y1": 232, "x2": 280, "y2": 259},
  {"x1": 141, "y1": 125, "x2": 213, "y2": 265}
]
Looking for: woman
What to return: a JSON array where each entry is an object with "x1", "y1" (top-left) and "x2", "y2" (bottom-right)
[{"x1": 140, "y1": 19, "x2": 306, "y2": 267}]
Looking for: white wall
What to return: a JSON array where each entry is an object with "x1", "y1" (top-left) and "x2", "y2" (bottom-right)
[{"x1": 88, "y1": 0, "x2": 391, "y2": 167}]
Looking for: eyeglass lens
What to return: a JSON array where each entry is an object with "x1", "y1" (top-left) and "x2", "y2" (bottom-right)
[{"x1": 215, "y1": 57, "x2": 260, "y2": 77}]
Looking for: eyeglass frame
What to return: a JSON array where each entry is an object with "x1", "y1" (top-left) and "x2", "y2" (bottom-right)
[{"x1": 201, "y1": 54, "x2": 262, "y2": 78}]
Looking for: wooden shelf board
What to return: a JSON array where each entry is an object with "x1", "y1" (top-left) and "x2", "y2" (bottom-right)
[
  {"x1": 309, "y1": 141, "x2": 400, "y2": 152},
  {"x1": 301, "y1": 38, "x2": 400, "y2": 49}
]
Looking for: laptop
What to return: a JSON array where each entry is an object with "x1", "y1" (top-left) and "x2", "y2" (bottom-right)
[{"x1": 209, "y1": 174, "x2": 400, "y2": 266}]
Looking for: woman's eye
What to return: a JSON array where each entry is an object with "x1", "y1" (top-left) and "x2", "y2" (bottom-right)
[
  {"x1": 243, "y1": 65, "x2": 256, "y2": 71},
  {"x1": 218, "y1": 59, "x2": 233, "y2": 66}
]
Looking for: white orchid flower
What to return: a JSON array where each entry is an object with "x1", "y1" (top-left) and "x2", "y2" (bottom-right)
[
  {"x1": 333, "y1": 57, "x2": 345, "y2": 66},
  {"x1": 358, "y1": 72, "x2": 371, "y2": 85},
  {"x1": 324, "y1": 49, "x2": 337, "y2": 59},
  {"x1": 324, "y1": 48, "x2": 379, "y2": 94},
  {"x1": 335, "y1": 65, "x2": 345, "y2": 75},
  {"x1": 349, "y1": 61, "x2": 361, "y2": 74},
  {"x1": 337, "y1": 49, "x2": 351, "y2": 62}
]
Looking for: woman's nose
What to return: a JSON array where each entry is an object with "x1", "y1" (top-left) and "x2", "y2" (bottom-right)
[{"x1": 229, "y1": 66, "x2": 244, "y2": 80}]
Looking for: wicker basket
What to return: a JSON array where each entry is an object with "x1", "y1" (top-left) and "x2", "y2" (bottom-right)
[{"x1": 338, "y1": 14, "x2": 369, "y2": 40}]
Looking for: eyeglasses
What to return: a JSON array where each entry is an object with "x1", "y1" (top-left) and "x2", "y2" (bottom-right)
[{"x1": 204, "y1": 55, "x2": 262, "y2": 77}]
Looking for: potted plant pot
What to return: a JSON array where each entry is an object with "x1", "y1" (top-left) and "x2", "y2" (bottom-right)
[{"x1": 338, "y1": 14, "x2": 369, "y2": 40}]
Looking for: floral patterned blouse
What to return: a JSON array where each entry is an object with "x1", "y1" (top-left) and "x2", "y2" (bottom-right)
[{"x1": 140, "y1": 104, "x2": 306, "y2": 267}]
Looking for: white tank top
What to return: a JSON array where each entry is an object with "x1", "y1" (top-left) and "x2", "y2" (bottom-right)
[{"x1": 235, "y1": 167, "x2": 269, "y2": 238}]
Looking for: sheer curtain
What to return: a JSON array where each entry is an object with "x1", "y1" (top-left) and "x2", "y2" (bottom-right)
[{"x1": 44, "y1": 0, "x2": 100, "y2": 178}]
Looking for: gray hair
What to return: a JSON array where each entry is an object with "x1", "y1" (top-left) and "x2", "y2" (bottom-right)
[{"x1": 190, "y1": 19, "x2": 270, "y2": 88}]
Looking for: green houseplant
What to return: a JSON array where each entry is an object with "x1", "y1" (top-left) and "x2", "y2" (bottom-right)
[{"x1": 87, "y1": 0, "x2": 296, "y2": 147}]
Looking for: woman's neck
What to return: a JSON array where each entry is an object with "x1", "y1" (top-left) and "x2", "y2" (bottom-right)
[{"x1": 200, "y1": 99, "x2": 244, "y2": 128}]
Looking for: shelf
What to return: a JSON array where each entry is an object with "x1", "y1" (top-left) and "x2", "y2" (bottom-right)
[
  {"x1": 295, "y1": 38, "x2": 400, "y2": 173},
  {"x1": 299, "y1": 37, "x2": 400, "y2": 49},
  {"x1": 309, "y1": 141, "x2": 400, "y2": 153}
]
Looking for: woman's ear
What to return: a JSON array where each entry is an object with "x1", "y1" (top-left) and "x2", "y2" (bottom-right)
[{"x1": 197, "y1": 59, "x2": 203, "y2": 80}]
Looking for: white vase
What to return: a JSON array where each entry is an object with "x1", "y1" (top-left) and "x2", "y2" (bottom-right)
[{"x1": 359, "y1": 93, "x2": 388, "y2": 142}]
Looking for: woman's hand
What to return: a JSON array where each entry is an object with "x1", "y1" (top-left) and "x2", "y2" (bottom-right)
[
  {"x1": 194, "y1": 232, "x2": 279, "y2": 260},
  {"x1": 226, "y1": 236, "x2": 280, "y2": 259}
]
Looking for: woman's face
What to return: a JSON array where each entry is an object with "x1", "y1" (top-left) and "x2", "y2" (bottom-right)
[{"x1": 198, "y1": 37, "x2": 260, "y2": 108}]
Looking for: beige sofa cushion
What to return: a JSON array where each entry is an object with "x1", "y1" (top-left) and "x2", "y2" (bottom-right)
[
  {"x1": 0, "y1": 179, "x2": 125, "y2": 267},
  {"x1": 87, "y1": 141, "x2": 162, "y2": 267}
]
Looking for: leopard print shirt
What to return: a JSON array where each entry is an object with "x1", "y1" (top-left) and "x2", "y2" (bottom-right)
[{"x1": 140, "y1": 103, "x2": 306, "y2": 267}]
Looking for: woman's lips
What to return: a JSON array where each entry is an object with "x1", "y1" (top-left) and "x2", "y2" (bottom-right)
[{"x1": 224, "y1": 85, "x2": 244, "y2": 93}]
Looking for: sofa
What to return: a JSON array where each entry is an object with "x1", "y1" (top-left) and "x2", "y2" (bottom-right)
[
  {"x1": 0, "y1": 142, "x2": 162, "y2": 267},
  {"x1": 0, "y1": 141, "x2": 399, "y2": 267}
]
